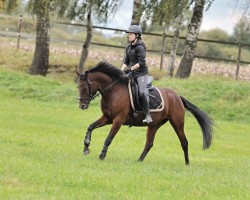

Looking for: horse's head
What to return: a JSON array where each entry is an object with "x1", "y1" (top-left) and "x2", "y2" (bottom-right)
[{"x1": 76, "y1": 70, "x2": 93, "y2": 110}]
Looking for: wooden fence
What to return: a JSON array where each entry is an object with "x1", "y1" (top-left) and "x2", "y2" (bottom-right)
[
  {"x1": 56, "y1": 21, "x2": 250, "y2": 80},
  {"x1": 1, "y1": 15, "x2": 250, "y2": 80}
]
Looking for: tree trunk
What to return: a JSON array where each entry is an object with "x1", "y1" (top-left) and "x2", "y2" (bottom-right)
[
  {"x1": 78, "y1": 8, "x2": 92, "y2": 73},
  {"x1": 175, "y1": 0, "x2": 205, "y2": 78},
  {"x1": 168, "y1": 11, "x2": 183, "y2": 77},
  {"x1": 30, "y1": 8, "x2": 50, "y2": 76},
  {"x1": 131, "y1": 0, "x2": 142, "y2": 25}
]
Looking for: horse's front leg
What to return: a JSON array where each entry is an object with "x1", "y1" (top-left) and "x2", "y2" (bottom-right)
[
  {"x1": 84, "y1": 115, "x2": 111, "y2": 155},
  {"x1": 99, "y1": 119, "x2": 122, "y2": 160}
]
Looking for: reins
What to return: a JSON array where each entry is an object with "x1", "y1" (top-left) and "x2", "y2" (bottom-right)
[{"x1": 77, "y1": 76, "x2": 120, "y2": 103}]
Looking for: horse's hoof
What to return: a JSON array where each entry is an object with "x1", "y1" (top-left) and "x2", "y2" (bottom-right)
[
  {"x1": 99, "y1": 154, "x2": 105, "y2": 160},
  {"x1": 83, "y1": 149, "x2": 90, "y2": 156}
]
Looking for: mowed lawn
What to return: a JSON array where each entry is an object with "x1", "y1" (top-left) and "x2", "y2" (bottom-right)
[{"x1": 0, "y1": 69, "x2": 249, "y2": 199}]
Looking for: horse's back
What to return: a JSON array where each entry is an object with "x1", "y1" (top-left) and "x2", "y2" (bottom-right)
[
  {"x1": 158, "y1": 87, "x2": 182, "y2": 100},
  {"x1": 158, "y1": 87, "x2": 185, "y2": 117}
]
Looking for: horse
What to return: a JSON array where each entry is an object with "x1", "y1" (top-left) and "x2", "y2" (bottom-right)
[{"x1": 76, "y1": 61, "x2": 213, "y2": 164}]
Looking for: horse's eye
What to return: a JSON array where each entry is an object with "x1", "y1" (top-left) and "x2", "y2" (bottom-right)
[{"x1": 79, "y1": 74, "x2": 85, "y2": 80}]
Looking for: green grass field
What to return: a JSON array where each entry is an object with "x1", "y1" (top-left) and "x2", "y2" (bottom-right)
[{"x1": 0, "y1": 68, "x2": 250, "y2": 199}]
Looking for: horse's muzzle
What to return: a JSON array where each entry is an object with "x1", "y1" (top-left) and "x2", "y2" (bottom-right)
[
  {"x1": 80, "y1": 103, "x2": 89, "y2": 110},
  {"x1": 76, "y1": 97, "x2": 89, "y2": 110}
]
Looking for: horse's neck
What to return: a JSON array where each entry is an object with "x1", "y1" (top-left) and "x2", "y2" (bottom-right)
[
  {"x1": 89, "y1": 72, "x2": 127, "y2": 102},
  {"x1": 90, "y1": 72, "x2": 114, "y2": 92}
]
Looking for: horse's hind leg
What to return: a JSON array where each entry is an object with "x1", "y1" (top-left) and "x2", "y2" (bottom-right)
[
  {"x1": 138, "y1": 124, "x2": 163, "y2": 162},
  {"x1": 170, "y1": 118, "x2": 189, "y2": 165}
]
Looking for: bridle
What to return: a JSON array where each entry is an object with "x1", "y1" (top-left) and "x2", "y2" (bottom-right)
[
  {"x1": 76, "y1": 78, "x2": 97, "y2": 103},
  {"x1": 76, "y1": 74, "x2": 119, "y2": 105}
]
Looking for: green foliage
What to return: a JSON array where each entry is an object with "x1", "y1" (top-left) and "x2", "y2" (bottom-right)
[
  {"x1": 230, "y1": 17, "x2": 250, "y2": 51},
  {"x1": 142, "y1": 0, "x2": 189, "y2": 27},
  {"x1": 0, "y1": 0, "x2": 18, "y2": 12},
  {"x1": 196, "y1": 28, "x2": 250, "y2": 60},
  {"x1": 67, "y1": 0, "x2": 123, "y2": 23},
  {"x1": 196, "y1": 43, "x2": 225, "y2": 58},
  {"x1": 195, "y1": 42, "x2": 250, "y2": 61},
  {"x1": 200, "y1": 28, "x2": 230, "y2": 41},
  {"x1": 232, "y1": 17, "x2": 250, "y2": 43},
  {"x1": 0, "y1": 15, "x2": 36, "y2": 32},
  {"x1": 26, "y1": 0, "x2": 70, "y2": 17}
]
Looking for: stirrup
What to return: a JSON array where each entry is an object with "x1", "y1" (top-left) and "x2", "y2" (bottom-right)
[{"x1": 142, "y1": 114, "x2": 152, "y2": 123}]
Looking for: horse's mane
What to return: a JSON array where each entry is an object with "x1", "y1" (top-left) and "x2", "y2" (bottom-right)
[{"x1": 86, "y1": 61, "x2": 124, "y2": 80}]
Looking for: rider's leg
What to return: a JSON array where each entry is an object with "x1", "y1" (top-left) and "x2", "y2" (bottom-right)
[{"x1": 137, "y1": 75, "x2": 152, "y2": 123}]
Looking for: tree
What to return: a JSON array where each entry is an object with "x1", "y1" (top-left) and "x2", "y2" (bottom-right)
[
  {"x1": 79, "y1": 8, "x2": 92, "y2": 74},
  {"x1": 28, "y1": 1, "x2": 50, "y2": 76},
  {"x1": 27, "y1": 0, "x2": 69, "y2": 76},
  {"x1": 68, "y1": 0, "x2": 123, "y2": 73},
  {"x1": 233, "y1": 17, "x2": 250, "y2": 43},
  {"x1": 175, "y1": 0, "x2": 206, "y2": 78},
  {"x1": 141, "y1": 0, "x2": 190, "y2": 75},
  {"x1": 142, "y1": 0, "x2": 176, "y2": 27},
  {"x1": 142, "y1": 0, "x2": 214, "y2": 78},
  {"x1": 198, "y1": 28, "x2": 230, "y2": 59},
  {"x1": 131, "y1": 0, "x2": 142, "y2": 25},
  {"x1": 0, "y1": 0, "x2": 18, "y2": 12},
  {"x1": 168, "y1": 0, "x2": 188, "y2": 77},
  {"x1": 174, "y1": 0, "x2": 214, "y2": 78},
  {"x1": 231, "y1": 1, "x2": 250, "y2": 48}
]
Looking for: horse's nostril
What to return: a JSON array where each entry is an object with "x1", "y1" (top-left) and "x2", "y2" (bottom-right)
[{"x1": 80, "y1": 104, "x2": 86, "y2": 110}]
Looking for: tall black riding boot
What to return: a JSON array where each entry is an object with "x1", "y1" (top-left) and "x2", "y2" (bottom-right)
[{"x1": 140, "y1": 94, "x2": 153, "y2": 123}]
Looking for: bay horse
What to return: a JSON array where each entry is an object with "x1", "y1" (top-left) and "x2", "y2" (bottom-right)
[{"x1": 76, "y1": 61, "x2": 213, "y2": 164}]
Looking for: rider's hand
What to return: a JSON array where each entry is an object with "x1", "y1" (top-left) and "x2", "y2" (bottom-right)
[
  {"x1": 124, "y1": 68, "x2": 131, "y2": 74},
  {"x1": 121, "y1": 73, "x2": 129, "y2": 78}
]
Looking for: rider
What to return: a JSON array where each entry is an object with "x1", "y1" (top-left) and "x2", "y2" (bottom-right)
[{"x1": 121, "y1": 25, "x2": 153, "y2": 124}]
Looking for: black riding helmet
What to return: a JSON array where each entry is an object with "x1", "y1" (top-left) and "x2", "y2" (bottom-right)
[{"x1": 125, "y1": 25, "x2": 142, "y2": 36}]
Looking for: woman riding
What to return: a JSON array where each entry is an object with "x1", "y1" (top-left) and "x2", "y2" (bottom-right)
[{"x1": 121, "y1": 25, "x2": 152, "y2": 123}]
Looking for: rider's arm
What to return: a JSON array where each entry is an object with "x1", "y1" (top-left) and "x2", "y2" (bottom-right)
[
  {"x1": 136, "y1": 45, "x2": 146, "y2": 69},
  {"x1": 121, "y1": 64, "x2": 128, "y2": 71},
  {"x1": 130, "y1": 45, "x2": 145, "y2": 71},
  {"x1": 131, "y1": 63, "x2": 140, "y2": 71},
  {"x1": 122, "y1": 46, "x2": 130, "y2": 71}
]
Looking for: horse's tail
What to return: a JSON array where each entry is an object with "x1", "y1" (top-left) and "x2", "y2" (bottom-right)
[{"x1": 180, "y1": 96, "x2": 213, "y2": 149}]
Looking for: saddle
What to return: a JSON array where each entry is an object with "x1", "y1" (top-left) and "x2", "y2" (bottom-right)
[{"x1": 128, "y1": 75, "x2": 164, "y2": 113}]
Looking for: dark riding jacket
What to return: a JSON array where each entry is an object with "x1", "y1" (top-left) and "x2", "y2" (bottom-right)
[{"x1": 123, "y1": 39, "x2": 148, "y2": 76}]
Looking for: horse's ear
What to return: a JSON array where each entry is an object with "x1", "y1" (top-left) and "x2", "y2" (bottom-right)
[{"x1": 75, "y1": 69, "x2": 80, "y2": 77}]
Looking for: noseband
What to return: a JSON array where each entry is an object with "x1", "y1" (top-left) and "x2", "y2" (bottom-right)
[{"x1": 76, "y1": 77, "x2": 99, "y2": 104}]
